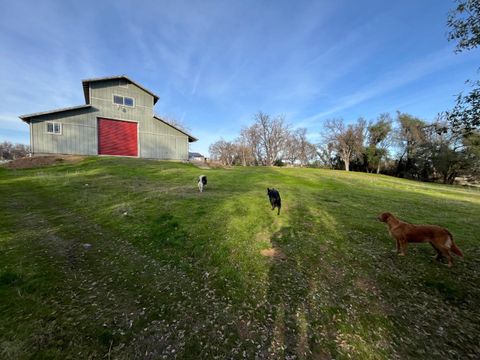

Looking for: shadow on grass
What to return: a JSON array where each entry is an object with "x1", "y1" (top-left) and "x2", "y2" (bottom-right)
[
  {"x1": 260, "y1": 197, "x2": 398, "y2": 359},
  {"x1": 264, "y1": 227, "x2": 320, "y2": 358}
]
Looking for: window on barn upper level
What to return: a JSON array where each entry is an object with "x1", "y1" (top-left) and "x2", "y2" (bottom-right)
[
  {"x1": 113, "y1": 95, "x2": 123, "y2": 105},
  {"x1": 46, "y1": 122, "x2": 62, "y2": 134},
  {"x1": 113, "y1": 95, "x2": 135, "y2": 107},
  {"x1": 124, "y1": 97, "x2": 134, "y2": 107}
]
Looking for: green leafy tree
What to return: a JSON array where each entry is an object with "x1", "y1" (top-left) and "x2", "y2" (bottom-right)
[
  {"x1": 365, "y1": 113, "x2": 392, "y2": 173},
  {"x1": 462, "y1": 131, "x2": 480, "y2": 176},
  {"x1": 420, "y1": 122, "x2": 465, "y2": 184},
  {"x1": 395, "y1": 112, "x2": 428, "y2": 179},
  {"x1": 413, "y1": 118, "x2": 480, "y2": 184},
  {"x1": 446, "y1": 0, "x2": 480, "y2": 132}
]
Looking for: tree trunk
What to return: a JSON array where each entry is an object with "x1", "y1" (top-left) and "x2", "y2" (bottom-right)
[
  {"x1": 376, "y1": 162, "x2": 381, "y2": 174},
  {"x1": 345, "y1": 160, "x2": 350, "y2": 171},
  {"x1": 447, "y1": 172, "x2": 457, "y2": 184},
  {"x1": 443, "y1": 173, "x2": 448, "y2": 184}
]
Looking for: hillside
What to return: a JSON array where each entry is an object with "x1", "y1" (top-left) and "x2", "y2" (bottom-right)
[{"x1": 0, "y1": 157, "x2": 479, "y2": 359}]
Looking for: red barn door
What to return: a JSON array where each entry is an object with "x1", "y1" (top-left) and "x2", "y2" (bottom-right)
[{"x1": 98, "y1": 118, "x2": 138, "y2": 156}]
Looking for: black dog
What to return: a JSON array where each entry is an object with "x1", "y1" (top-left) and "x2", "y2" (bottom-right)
[{"x1": 267, "y1": 188, "x2": 281, "y2": 215}]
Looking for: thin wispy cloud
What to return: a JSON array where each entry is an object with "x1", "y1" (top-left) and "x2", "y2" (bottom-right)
[{"x1": 298, "y1": 45, "x2": 468, "y2": 127}]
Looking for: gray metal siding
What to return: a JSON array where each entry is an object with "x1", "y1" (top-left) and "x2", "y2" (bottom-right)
[
  {"x1": 30, "y1": 78, "x2": 190, "y2": 160},
  {"x1": 90, "y1": 79, "x2": 154, "y2": 116},
  {"x1": 31, "y1": 108, "x2": 99, "y2": 155},
  {"x1": 141, "y1": 118, "x2": 189, "y2": 160}
]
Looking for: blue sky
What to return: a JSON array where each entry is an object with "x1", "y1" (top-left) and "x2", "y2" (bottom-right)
[{"x1": 0, "y1": 0, "x2": 478, "y2": 155}]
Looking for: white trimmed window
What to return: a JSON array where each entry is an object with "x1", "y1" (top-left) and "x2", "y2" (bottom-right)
[
  {"x1": 46, "y1": 122, "x2": 62, "y2": 134},
  {"x1": 113, "y1": 94, "x2": 135, "y2": 107}
]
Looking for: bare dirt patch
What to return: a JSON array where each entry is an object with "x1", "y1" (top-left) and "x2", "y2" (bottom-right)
[
  {"x1": 261, "y1": 247, "x2": 287, "y2": 260},
  {"x1": 2, "y1": 155, "x2": 86, "y2": 169}
]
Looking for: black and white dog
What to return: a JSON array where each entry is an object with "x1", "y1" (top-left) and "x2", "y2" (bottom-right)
[
  {"x1": 198, "y1": 175, "x2": 207, "y2": 192},
  {"x1": 267, "y1": 188, "x2": 281, "y2": 215}
]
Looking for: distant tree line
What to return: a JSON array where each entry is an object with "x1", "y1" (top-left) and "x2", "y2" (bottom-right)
[
  {"x1": 0, "y1": 141, "x2": 30, "y2": 160},
  {"x1": 209, "y1": 112, "x2": 317, "y2": 167},
  {"x1": 209, "y1": 111, "x2": 480, "y2": 184},
  {"x1": 319, "y1": 112, "x2": 479, "y2": 184}
]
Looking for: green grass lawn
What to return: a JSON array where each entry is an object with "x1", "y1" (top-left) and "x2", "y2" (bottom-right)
[{"x1": 1, "y1": 157, "x2": 479, "y2": 359}]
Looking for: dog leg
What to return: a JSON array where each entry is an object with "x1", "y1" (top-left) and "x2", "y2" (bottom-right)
[
  {"x1": 395, "y1": 238, "x2": 401, "y2": 254},
  {"x1": 438, "y1": 246, "x2": 453, "y2": 267},
  {"x1": 446, "y1": 254, "x2": 453, "y2": 267},
  {"x1": 277, "y1": 207, "x2": 280, "y2": 215},
  {"x1": 431, "y1": 244, "x2": 444, "y2": 261},
  {"x1": 444, "y1": 249, "x2": 453, "y2": 267},
  {"x1": 398, "y1": 237, "x2": 407, "y2": 256}
]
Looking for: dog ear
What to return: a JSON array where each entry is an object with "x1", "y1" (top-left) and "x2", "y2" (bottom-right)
[{"x1": 378, "y1": 212, "x2": 390, "y2": 222}]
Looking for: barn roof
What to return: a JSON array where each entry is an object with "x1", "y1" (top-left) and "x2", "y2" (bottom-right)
[
  {"x1": 153, "y1": 115, "x2": 198, "y2": 142},
  {"x1": 19, "y1": 105, "x2": 92, "y2": 122},
  {"x1": 82, "y1": 75, "x2": 160, "y2": 105}
]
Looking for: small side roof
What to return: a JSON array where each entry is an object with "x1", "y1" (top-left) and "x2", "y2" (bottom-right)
[
  {"x1": 189, "y1": 152, "x2": 204, "y2": 157},
  {"x1": 153, "y1": 115, "x2": 198, "y2": 142},
  {"x1": 82, "y1": 75, "x2": 160, "y2": 105},
  {"x1": 19, "y1": 105, "x2": 92, "y2": 122}
]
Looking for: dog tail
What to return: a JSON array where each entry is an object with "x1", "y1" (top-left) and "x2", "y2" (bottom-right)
[
  {"x1": 451, "y1": 242, "x2": 463, "y2": 257},
  {"x1": 447, "y1": 231, "x2": 464, "y2": 257}
]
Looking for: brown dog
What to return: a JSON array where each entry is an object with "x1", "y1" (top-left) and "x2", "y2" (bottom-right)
[{"x1": 378, "y1": 212, "x2": 463, "y2": 267}]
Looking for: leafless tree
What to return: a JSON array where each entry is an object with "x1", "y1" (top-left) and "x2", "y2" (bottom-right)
[
  {"x1": 317, "y1": 142, "x2": 336, "y2": 168},
  {"x1": 0, "y1": 141, "x2": 30, "y2": 160},
  {"x1": 295, "y1": 128, "x2": 318, "y2": 166},
  {"x1": 209, "y1": 112, "x2": 315, "y2": 167},
  {"x1": 322, "y1": 118, "x2": 366, "y2": 171},
  {"x1": 284, "y1": 130, "x2": 301, "y2": 165},
  {"x1": 240, "y1": 126, "x2": 263, "y2": 165},
  {"x1": 284, "y1": 128, "x2": 318, "y2": 166},
  {"x1": 233, "y1": 136, "x2": 254, "y2": 166},
  {"x1": 254, "y1": 112, "x2": 289, "y2": 166},
  {"x1": 209, "y1": 139, "x2": 236, "y2": 166}
]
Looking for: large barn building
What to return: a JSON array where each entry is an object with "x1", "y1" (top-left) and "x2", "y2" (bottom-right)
[{"x1": 19, "y1": 76, "x2": 197, "y2": 160}]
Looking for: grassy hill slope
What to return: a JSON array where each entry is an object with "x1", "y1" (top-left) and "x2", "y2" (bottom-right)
[{"x1": 0, "y1": 157, "x2": 479, "y2": 359}]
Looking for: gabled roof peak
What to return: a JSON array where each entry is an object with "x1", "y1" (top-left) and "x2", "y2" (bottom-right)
[{"x1": 82, "y1": 75, "x2": 160, "y2": 105}]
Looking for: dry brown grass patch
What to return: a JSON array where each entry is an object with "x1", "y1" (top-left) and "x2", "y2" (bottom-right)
[{"x1": 3, "y1": 155, "x2": 86, "y2": 169}]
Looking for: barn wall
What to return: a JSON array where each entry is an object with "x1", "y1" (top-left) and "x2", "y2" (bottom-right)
[
  {"x1": 29, "y1": 78, "x2": 191, "y2": 160},
  {"x1": 30, "y1": 108, "x2": 99, "y2": 155},
  {"x1": 90, "y1": 79, "x2": 189, "y2": 160},
  {"x1": 89, "y1": 79, "x2": 154, "y2": 121},
  {"x1": 141, "y1": 118, "x2": 189, "y2": 160}
]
